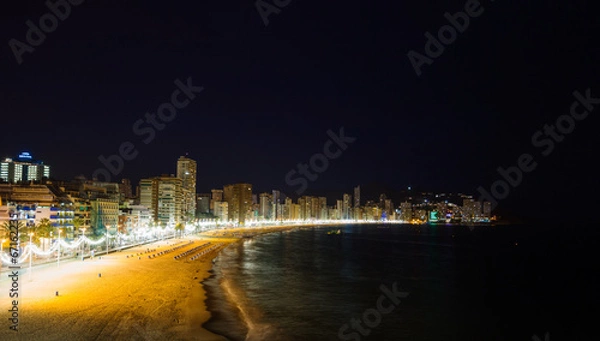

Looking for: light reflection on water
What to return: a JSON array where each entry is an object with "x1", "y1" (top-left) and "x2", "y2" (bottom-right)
[{"x1": 203, "y1": 223, "x2": 559, "y2": 341}]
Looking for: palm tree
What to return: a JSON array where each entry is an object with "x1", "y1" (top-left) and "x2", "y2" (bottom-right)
[
  {"x1": 174, "y1": 222, "x2": 184, "y2": 237},
  {"x1": 0, "y1": 221, "x2": 22, "y2": 251},
  {"x1": 34, "y1": 218, "x2": 54, "y2": 240},
  {"x1": 72, "y1": 217, "x2": 83, "y2": 236},
  {"x1": 0, "y1": 221, "x2": 11, "y2": 240}
]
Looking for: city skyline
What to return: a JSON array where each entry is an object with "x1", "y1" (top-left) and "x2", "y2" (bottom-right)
[
  {"x1": 1, "y1": 0, "x2": 598, "y2": 225},
  {"x1": 0, "y1": 1, "x2": 597, "y2": 340},
  {"x1": 0, "y1": 150, "x2": 491, "y2": 201},
  {"x1": 0, "y1": 152, "x2": 500, "y2": 230},
  {"x1": 0, "y1": 149, "x2": 568, "y2": 224}
]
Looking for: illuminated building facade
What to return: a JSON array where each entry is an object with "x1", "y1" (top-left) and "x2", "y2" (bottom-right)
[
  {"x1": 259, "y1": 192, "x2": 273, "y2": 220},
  {"x1": 318, "y1": 197, "x2": 328, "y2": 220},
  {"x1": 354, "y1": 185, "x2": 361, "y2": 218},
  {"x1": 342, "y1": 193, "x2": 352, "y2": 219},
  {"x1": 483, "y1": 201, "x2": 492, "y2": 218},
  {"x1": 139, "y1": 175, "x2": 184, "y2": 226},
  {"x1": 223, "y1": 183, "x2": 252, "y2": 225},
  {"x1": 272, "y1": 190, "x2": 283, "y2": 220},
  {"x1": 196, "y1": 193, "x2": 211, "y2": 216},
  {"x1": 0, "y1": 152, "x2": 51, "y2": 183},
  {"x1": 120, "y1": 178, "x2": 133, "y2": 200},
  {"x1": 177, "y1": 156, "x2": 197, "y2": 221},
  {"x1": 210, "y1": 189, "x2": 223, "y2": 213},
  {"x1": 214, "y1": 201, "x2": 228, "y2": 222},
  {"x1": 400, "y1": 202, "x2": 412, "y2": 221},
  {"x1": 462, "y1": 197, "x2": 481, "y2": 222},
  {"x1": 90, "y1": 198, "x2": 119, "y2": 233}
]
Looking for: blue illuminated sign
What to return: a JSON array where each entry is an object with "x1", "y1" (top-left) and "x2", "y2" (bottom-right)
[{"x1": 18, "y1": 152, "x2": 32, "y2": 160}]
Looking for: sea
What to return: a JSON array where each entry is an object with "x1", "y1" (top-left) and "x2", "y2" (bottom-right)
[{"x1": 202, "y1": 223, "x2": 598, "y2": 341}]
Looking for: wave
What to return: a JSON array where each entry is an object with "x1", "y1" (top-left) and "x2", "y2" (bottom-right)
[
  {"x1": 220, "y1": 275, "x2": 281, "y2": 341},
  {"x1": 204, "y1": 241, "x2": 286, "y2": 341}
]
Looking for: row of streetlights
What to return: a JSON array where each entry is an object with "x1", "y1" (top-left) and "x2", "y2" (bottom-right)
[{"x1": 1, "y1": 223, "x2": 201, "y2": 271}]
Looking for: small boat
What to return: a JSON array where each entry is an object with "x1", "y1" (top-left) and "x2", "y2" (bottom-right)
[{"x1": 327, "y1": 229, "x2": 342, "y2": 235}]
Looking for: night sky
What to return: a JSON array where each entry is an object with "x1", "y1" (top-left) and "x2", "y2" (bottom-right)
[{"x1": 1, "y1": 0, "x2": 598, "y2": 223}]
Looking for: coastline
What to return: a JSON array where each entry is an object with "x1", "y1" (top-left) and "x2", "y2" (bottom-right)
[
  {"x1": 199, "y1": 223, "x2": 331, "y2": 340},
  {"x1": 0, "y1": 235, "x2": 233, "y2": 341},
  {"x1": 0, "y1": 224, "x2": 329, "y2": 341}
]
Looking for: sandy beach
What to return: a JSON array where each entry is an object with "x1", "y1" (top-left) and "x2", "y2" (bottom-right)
[
  {"x1": 0, "y1": 225, "x2": 312, "y2": 341},
  {"x1": 0, "y1": 235, "x2": 235, "y2": 341}
]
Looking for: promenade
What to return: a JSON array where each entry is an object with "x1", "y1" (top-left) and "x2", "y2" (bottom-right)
[{"x1": 0, "y1": 235, "x2": 232, "y2": 341}]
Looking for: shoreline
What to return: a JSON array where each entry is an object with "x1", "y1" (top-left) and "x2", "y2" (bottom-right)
[
  {"x1": 198, "y1": 223, "x2": 333, "y2": 340},
  {"x1": 0, "y1": 223, "x2": 383, "y2": 341},
  {"x1": 0, "y1": 224, "x2": 331, "y2": 341},
  {"x1": 0, "y1": 235, "x2": 234, "y2": 341}
]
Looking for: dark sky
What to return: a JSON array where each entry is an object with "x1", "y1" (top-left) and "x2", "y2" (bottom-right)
[{"x1": 0, "y1": 0, "x2": 598, "y2": 222}]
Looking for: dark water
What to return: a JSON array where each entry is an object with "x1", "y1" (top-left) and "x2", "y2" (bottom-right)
[{"x1": 203, "y1": 224, "x2": 598, "y2": 340}]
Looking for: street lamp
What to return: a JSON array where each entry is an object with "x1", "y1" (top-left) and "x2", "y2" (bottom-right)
[
  {"x1": 29, "y1": 232, "x2": 34, "y2": 281},
  {"x1": 81, "y1": 228, "x2": 86, "y2": 260},
  {"x1": 57, "y1": 229, "x2": 61, "y2": 267},
  {"x1": 105, "y1": 227, "x2": 109, "y2": 256}
]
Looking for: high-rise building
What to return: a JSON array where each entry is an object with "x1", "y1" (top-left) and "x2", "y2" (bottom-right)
[
  {"x1": 372, "y1": 206, "x2": 383, "y2": 220},
  {"x1": 414, "y1": 209, "x2": 427, "y2": 221},
  {"x1": 329, "y1": 207, "x2": 338, "y2": 220},
  {"x1": 272, "y1": 190, "x2": 281, "y2": 220},
  {"x1": 298, "y1": 196, "x2": 312, "y2": 220},
  {"x1": 120, "y1": 178, "x2": 133, "y2": 201},
  {"x1": 343, "y1": 193, "x2": 352, "y2": 219},
  {"x1": 0, "y1": 152, "x2": 51, "y2": 183},
  {"x1": 483, "y1": 201, "x2": 492, "y2": 218},
  {"x1": 472, "y1": 201, "x2": 482, "y2": 220},
  {"x1": 336, "y1": 199, "x2": 343, "y2": 220},
  {"x1": 379, "y1": 193, "x2": 387, "y2": 209},
  {"x1": 119, "y1": 202, "x2": 151, "y2": 233},
  {"x1": 355, "y1": 207, "x2": 364, "y2": 220},
  {"x1": 139, "y1": 175, "x2": 184, "y2": 226},
  {"x1": 462, "y1": 198, "x2": 481, "y2": 222},
  {"x1": 354, "y1": 185, "x2": 361, "y2": 219},
  {"x1": 223, "y1": 183, "x2": 253, "y2": 225},
  {"x1": 90, "y1": 198, "x2": 119, "y2": 233},
  {"x1": 259, "y1": 193, "x2": 273, "y2": 220},
  {"x1": 318, "y1": 197, "x2": 327, "y2": 220},
  {"x1": 354, "y1": 186, "x2": 360, "y2": 208},
  {"x1": 283, "y1": 197, "x2": 292, "y2": 220},
  {"x1": 196, "y1": 193, "x2": 211, "y2": 215},
  {"x1": 177, "y1": 156, "x2": 197, "y2": 221},
  {"x1": 210, "y1": 189, "x2": 223, "y2": 213},
  {"x1": 384, "y1": 199, "x2": 393, "y2": 216},
  {"x1": 290, "y1": 203, "x2": 300, "y2": 220},
  {"x1": 400, "y1": 202, "x2": 412, "y2": 221},
  {"x1": 310, "y1": 197, "x2": 320, "y2": 220},
  {"x1": 214, "y1": 201, "x2": 228, "y2": 222},
  {"x1": 139, "y1": 178, "x2": 158, "y2": 221},
  {"x1": 251, "y1": 202, "x2": 259, "y2": 222},
  {"x1": 156, "y1": 176, "x2": 184, "y2": 226}
]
